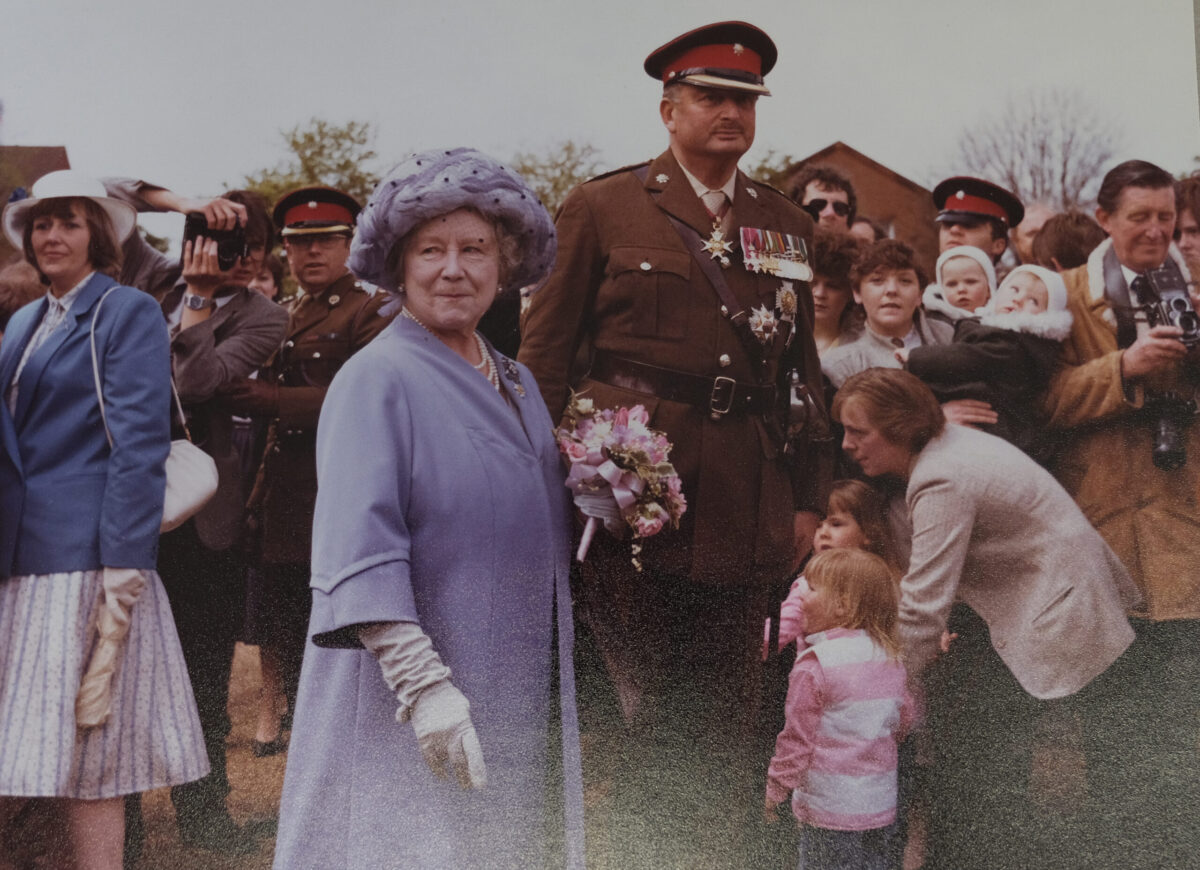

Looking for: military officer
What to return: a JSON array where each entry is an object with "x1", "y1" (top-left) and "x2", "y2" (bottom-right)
[
  {"x1": 933, "y1": 175, "x2": 1025, "y2": 264},
  {"x1": 519, "y1": 21, "x2": 831, "y2": 869},
  {"x1": 221, "y1": 186, "x2": 391, "y2": 724}
]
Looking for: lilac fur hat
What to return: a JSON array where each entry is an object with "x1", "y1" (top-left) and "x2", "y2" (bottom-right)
[{"x1": 349, "y1": 147, "x2": 556, "y2": 296}]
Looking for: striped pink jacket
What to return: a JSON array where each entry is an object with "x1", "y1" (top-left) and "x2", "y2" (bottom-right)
[{"x1": 767, "y1": 627, "x2": 915, "y2": 831}]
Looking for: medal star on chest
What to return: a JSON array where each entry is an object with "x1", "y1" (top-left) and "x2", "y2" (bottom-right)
[
  {"x1": 749, "y1": 304, "x2": 780, "y2": 346},
  {"x1": 703, "y1": 226, "x2": 734, "y2": 267}
]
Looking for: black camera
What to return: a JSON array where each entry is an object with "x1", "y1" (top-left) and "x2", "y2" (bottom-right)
[
  {"x1": 1147, "y1": 394, "x2": 1196, "y2": 471},
  {"x1": 182, "y1": 212, "x2": 247, "y2": 271},
  {"x1": 1141, "y1": 265, "x2": 1200, "y2": 346}
]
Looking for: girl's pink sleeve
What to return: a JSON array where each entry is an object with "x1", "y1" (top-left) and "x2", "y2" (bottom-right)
[
  {"x1": 765, "y1": 656, "x2": 823, "y2": 804},
  {"x1": 777, "y1": 576, "x2": 809, "y2": 653}
]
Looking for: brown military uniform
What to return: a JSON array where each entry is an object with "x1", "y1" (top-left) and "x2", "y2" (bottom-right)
[
  {"x1": 520, "y1": 148, "x2": 827, "y2": 582},
  {"x1": 253, "y1": 271, "x2": 391, "y2": 564},
  {"x1": 519, "y1": 148, "x2": 830, "y2": 869}
]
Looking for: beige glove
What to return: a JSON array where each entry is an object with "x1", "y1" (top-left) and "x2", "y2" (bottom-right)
[
  {"x1": 76, "y1": 567, "x2": 147, "y2": 728},
  {"x1": 359, "y1": 621, "x2": 486, "y2": 790}
]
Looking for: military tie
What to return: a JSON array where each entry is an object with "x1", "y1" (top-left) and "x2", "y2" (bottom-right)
[{"x1": 701, "y1": 190, "x2": 731, "y2": 233}]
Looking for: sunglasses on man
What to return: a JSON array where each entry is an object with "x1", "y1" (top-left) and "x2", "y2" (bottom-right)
[{"x1": 802, "y1": 198, "x2": 850, "y2": 220}]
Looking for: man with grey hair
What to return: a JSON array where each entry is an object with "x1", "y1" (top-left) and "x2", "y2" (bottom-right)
[{"x1": 520, "y1": 20, "x2": 830, "y2": 869}]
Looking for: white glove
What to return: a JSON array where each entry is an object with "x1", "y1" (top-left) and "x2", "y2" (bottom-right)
[
  {"x1": 76, "y1": 567, "x2": 147, "y2": 728},
  {"x1": 573, "y1": 491, "x2": 626, "y2": 535},
  {"x1": 406, "y1": 679, "x2": 487, "y2": 789},
  {"x1": 359, "y1": 621, "x2": 486, "y2": 790}
]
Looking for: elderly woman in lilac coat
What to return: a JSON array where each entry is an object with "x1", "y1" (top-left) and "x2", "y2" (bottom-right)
[{"x1": 272, "y1": 149, "x2": 583, "y2": 870}]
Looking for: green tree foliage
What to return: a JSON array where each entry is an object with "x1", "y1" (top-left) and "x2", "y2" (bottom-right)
[
  {"x1": 140, "y1": 228, "x2": 170, "y2": 253},
  {"x1": 510, "y1": 141, "x2": 604, "y2": 216},
  {"x1": 744, "y1": 148, "x2": 801, "y2": 191},
  {"x1": 240, "y1": 118, "x2": 381, "y2": 206}
]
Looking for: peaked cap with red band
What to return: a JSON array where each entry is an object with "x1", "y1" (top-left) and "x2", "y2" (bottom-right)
[
  {"x1": 273, "y1": 185, "x2": 362, "y2": 237},
  {"x1": 932, "y1": 176, "x2": 1024, "y2": 228},
  {"x1": 644, "y1": 21, "x2": 777, "y2": 96}
]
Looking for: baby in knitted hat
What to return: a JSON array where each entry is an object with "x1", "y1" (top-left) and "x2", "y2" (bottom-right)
[
  {"x1": 897, "y1": 264, "x2": 1073, "y2": 461},
  {"x1": 922, "y1": 245, "x2": 998, "y2": 326}
]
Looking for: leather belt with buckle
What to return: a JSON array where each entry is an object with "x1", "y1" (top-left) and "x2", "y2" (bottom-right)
[{"x1": 590, "y1": 352, "x2": 776, "y2": 420}]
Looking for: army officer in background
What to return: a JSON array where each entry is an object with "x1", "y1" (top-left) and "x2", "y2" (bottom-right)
[{"x1": 220, "y1": 186, "x2": 391, "y2": 748}]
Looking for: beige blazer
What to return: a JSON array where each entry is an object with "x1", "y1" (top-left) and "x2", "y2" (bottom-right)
[{"x1": 901, "y1": 424, "x2": 1139, "y2": 699}]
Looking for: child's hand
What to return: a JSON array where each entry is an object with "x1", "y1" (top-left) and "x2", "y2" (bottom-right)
[
  {"x1": 763, "y1": 795, "x2": 783, "y2": 824},
  {"x1": 893, "y1": 347, "x2": 910, "y2": 364},
  {"x1": 939, "y1": 630, "x2": 957, "y2": 654}
]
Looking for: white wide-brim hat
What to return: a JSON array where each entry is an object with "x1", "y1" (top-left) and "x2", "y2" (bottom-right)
[{"x1": 3, "y1": 170, "x2": 137, "y2": 249}]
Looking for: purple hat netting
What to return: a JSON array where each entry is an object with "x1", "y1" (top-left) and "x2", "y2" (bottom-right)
[{"x1": 349, "y1": 147, "x2": 556, "y2": 295}]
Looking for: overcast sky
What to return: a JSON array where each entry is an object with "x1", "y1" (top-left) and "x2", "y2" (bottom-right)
[{"x1": 3, "y1": 0, "x2": 1198, "y2": 241}]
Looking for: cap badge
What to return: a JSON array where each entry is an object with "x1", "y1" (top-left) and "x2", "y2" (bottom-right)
[
  {"x1": 956, "y1": 190, "x2": 966, "y2": 200},
  {"x1": 702, "y1": 226, "x2": 734, "y2": 268},
  {"x1": 307, "y1": 201, "x2": 318, "y2": 209},
  {"x1": 656, "y1": 173, "x2": 670, "y2": 184},
  {"x1": 732, "y1": 43, "x2": 745, "y2": 55}
]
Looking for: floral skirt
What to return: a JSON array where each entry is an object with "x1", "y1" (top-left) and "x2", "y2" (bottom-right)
[{"x1": 0, "y1": 569, "x2": 208, "y2": 798}]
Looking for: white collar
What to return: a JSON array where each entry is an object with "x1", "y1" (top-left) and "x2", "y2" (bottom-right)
[
  {"x1": 46, "y1": 271, "x2": 96, "y2": 313},
  {"x1": 677, "y1": 162, "x2": 738, "y2": 203}
]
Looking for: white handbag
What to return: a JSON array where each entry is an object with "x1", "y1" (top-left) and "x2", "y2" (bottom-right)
[{"x1": 91, "y1": 287, "x2": 219, "y2": 533}]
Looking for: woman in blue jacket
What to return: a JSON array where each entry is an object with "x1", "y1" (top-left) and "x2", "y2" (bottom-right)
[{"x1": 0, "y1": 172, "x2": 206, "y2": 870}]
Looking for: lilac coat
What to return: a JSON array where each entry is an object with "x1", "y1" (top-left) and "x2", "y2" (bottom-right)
[{"x1": 273, "y1": 315, "x2": 583, "y2": 869}]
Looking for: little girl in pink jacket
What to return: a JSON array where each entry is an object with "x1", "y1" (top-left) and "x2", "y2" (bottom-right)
[{"x1": 766, "y1": 549, "x2": 916, "y2": 870}]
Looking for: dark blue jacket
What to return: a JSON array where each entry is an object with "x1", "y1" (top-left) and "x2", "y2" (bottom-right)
[{"x1": 0, "y1": 273, "x2": 170, "y2": 575}]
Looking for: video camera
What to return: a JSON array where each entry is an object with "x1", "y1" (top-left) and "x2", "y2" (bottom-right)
[{"x1": 181, "y1": 212, "x2": 247, "y2": 271}]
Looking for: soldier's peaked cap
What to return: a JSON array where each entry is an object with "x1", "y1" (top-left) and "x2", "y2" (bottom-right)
[
  {"x1": 274, "y1": 186, "x2": 362, "y2": 237},
  {"x1": 932, "y1": 176, "x2": 1024, "y2": 229},
  {"x1": 645, "y1": 21, "x2": 777, "y2": 96}
]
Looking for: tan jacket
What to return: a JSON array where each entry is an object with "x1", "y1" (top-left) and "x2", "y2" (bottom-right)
[
  {"x1": 519, "y1": 149, "x2": 831, "y2": 585},
  {"x1": 1043, "y1": 241, "x2": 1200, "y2": 620},
  {"x1": 902, "y1": 425, "x2": 1138, "y2": 699}
]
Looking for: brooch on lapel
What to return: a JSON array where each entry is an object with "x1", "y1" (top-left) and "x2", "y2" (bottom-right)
[{"x1": 500, "y1": 358, "x2": 526, "y2": 398}]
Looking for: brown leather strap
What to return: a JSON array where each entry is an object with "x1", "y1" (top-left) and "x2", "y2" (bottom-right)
[{"x1": 590, "y1": 351, "x2": 776, "y2": 418}]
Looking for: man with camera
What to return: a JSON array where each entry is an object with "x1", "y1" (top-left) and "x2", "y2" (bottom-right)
[
  {"x1": 1043, "y1": 159, "x2": 1200, "y2": 867},
  {"x1": 100, "y1": 180, "x2": 289, "y2": 857}
]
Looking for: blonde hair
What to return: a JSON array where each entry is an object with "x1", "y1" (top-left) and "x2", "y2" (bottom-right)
[
  {"x1": 805, "y1": 549, "x2": 900, "y2": 657},
  {"x1": 825, "y1": 480, "x2": 902, "y2": 575}
]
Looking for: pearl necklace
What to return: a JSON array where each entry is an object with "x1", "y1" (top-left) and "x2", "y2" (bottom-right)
[{"x1": 402, "y1": 307, "x2": 500, "y2": 391}]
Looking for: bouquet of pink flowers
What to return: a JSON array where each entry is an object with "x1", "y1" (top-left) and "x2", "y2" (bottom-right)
[{"x1": 555, "y1": 393, "x2": 687, "y2": 569}]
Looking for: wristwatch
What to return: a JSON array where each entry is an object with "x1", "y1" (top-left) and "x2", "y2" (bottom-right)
[{"x1": 183, "y1": 293, "x2": 215, "y2": 311}]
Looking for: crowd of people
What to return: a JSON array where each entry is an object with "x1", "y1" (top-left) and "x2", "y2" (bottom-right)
[{"x1": 0, "y1": 16, "x2": 1197, "y2": 870}]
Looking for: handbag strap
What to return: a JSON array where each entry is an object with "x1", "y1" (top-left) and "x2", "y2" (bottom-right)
[{"x1": 90, "y1": 286, "x2": 191, "y2": 447}]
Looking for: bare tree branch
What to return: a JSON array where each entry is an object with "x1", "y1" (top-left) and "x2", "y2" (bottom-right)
[{"x1": 945, "y1": 88, "x2": 1121, "y2": 210}]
